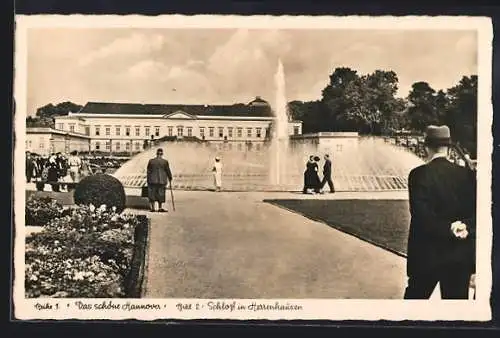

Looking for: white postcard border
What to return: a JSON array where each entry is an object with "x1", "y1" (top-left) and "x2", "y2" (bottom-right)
[{"x1": 13, "y1": 14, "x2": 494, "y2": 321}]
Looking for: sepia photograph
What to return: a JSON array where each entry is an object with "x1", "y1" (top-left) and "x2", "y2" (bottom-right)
[{"x1": 13, "y1": 15, "x2": 493, "y2": 321}]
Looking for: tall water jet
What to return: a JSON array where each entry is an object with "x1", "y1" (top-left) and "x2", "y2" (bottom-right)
[{"x1": 269, "y1": 59, "x2": 290, "y2": 186}]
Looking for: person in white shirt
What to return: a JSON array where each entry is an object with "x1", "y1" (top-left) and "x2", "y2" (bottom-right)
[
  {"x1": 68, "y1": 150, "x2": 82, "y2": 183},
  {"x1": 212, "y1": 156, "x2": 223, "y2": 192}
]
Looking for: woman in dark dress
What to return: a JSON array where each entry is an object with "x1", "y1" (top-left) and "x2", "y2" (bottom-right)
[
  {"x1": 46, "y1": 154, "x2": 60, "y2": 192},
  {"x1": 303, "y1": 155, "x2": 321, "y2": 194},
  {"x1": 312, "y1": 156, "x2": 322, "y2": 193}
]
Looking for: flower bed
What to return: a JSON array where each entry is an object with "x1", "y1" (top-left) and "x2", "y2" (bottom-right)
[
  {"x1": 25, "y1": 196, "x2": 69, "y2": 226},
  {"x1": 25, "y1": 204, "x2": 149, "y2": 298}
]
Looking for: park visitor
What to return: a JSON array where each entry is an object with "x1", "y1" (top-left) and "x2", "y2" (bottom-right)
[
  {"x1": 212, "y1": 156, "x2": 223, "y2": 192},
  {"x1": 312, "y1": 156, "x2": 322, "y2": 193},
  {"x1": 68, "y1": 150, "x2": 83, "y2": 183},
  {"x1": 303, "y1": 155, "x2": 321, "y2": 194},
  {"x1": 302, "y1": 155, "x2": 315, "y2": 194},
  {"x1": 320, "y1": 154, "x2": 335, "y2": 193},
  {"x1": 25, "y1": 151, "x2": 37, "y2": 183},
  {"x1": 146, "y1": 148, "x2": 173, "y2": 212},
  {"x1": 404, "y1": 125, "x2": 476, "y2": 299}
]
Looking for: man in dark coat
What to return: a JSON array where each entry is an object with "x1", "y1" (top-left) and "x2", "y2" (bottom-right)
[
  {"x1": 320, "y1": 154, "x2": 335, "y2": 193},
  {"x1": 146, "y1": 148, "x2": 173, "y2": 212},
  {"x1": 404, "y1": 125, "x2": 476, "y2": 299},
  {"x1": 25, "y1": 151, "x2": 35, "y2": 183}
]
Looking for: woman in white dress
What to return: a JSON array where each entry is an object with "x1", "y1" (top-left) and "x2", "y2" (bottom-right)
[{"x1": 212, "y1": 156, "x2": 222, "y2": 192}]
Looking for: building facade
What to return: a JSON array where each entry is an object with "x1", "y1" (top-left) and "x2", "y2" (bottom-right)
[
  {"x1": 25, "y1": 127, "x2": 91, "y2": 156},
  {"x1": 53, "y1": 97, "x2": 303, "y2": 154}
]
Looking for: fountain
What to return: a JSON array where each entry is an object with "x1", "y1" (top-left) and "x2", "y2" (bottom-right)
[
  {"x1": 112, "y1": 61, "x2": 425, "y2": 194},
  {"x1": 269, "y1": 59, "x2": 290, "y2": 187}
]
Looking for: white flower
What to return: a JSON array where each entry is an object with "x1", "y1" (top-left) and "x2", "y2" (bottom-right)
[
  {"x1": 112, "y1": 206, "x2": 117, "y2": 212},
  {"x1": 53, "y1": 240, "x2": 60, "y2": 246},
  {"x1": 110, "y1": 215, "x2": 118, "y2": 222},
  {"x1": 73, "y1": 271, "x2": 85, "y2": 280},
  {"x1": 89, "y1": 204, "x2": 96, "y2": 212},
  {"x1": 99, "y1": 204, "x2": 107, "y2": 212},
  {"x1": 123, "y1": 223, "x2": 130, "y2": 229}
]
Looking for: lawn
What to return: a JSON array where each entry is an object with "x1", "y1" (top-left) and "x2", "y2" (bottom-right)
[{"x1": 264, "y1": 199, "x2": 410, "y2": 257}]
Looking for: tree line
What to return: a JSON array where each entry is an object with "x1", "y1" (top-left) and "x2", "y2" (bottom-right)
[{"x1": 288, "y1": 67, "x2": 477, "y2": 156}]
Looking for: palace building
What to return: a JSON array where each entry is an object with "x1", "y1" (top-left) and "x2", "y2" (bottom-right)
[{"x1": 52, "y1": 97, "x2": 303, "y2": 154}]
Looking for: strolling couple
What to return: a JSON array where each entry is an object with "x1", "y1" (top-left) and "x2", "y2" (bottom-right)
[{"x1": 302, "y1": 154, "x2": 335, "y2": 194}]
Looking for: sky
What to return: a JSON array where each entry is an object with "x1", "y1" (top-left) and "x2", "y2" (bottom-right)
[{"x1": 26, "y1": 28, "x2": 477, "y2": 115}]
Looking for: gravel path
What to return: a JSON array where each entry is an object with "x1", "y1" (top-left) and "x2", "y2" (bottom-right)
[{"x1": 132, "y1": 191, "x2": 407, "y2": 299}]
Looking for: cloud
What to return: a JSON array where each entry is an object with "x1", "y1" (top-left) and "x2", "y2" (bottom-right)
[
  {"x1": 78, "y1": 33, "x2": 166, "y2": 67},
  {"x1": 127, "y1": 60, "x2": 170, "y2": 80}
]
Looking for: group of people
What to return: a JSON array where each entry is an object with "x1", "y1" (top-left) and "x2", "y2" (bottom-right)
[
  {"x1": 302, "y1": 154, "x2": 335, "y2": 194},
  {"x1": 25, "y1": 150, "x2": 85, "y2": 187}
]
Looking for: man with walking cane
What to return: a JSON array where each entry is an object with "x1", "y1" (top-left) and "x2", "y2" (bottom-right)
[{"x1": 146, "y1": 148, "x2": 173, "y2": 212}]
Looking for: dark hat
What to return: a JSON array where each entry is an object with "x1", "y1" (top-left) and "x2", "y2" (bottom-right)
[{"x1": 424, "y1": 125, "x2": 451, "y2": 146}]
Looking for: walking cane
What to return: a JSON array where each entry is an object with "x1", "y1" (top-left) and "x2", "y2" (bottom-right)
[{"x1": 169, "y1": 181, "x2": 176, "y2": 211}]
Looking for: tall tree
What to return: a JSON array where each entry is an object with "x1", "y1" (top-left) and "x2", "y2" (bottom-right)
[
  {"x1": 445, "y1": 75, "x2": 478, "y2": 157},
  {"x1": 35, "y1": 101, "x2": 83, "y2": 118},
  {"x1": 331, "y1": 70, "x2": 404, "y2": 134},
  {"x1": 28, "y1": 101, "x2": 83, "y2": 129},
  {"x1": 288, "y1": 100, "x2": 330, "y2": 133},
  {"x1": 321, "y1": 67, "x2": 360, "y2": 130},
  {"x1": 406, "y1": 81, "x2": 440, "y2": 131}
]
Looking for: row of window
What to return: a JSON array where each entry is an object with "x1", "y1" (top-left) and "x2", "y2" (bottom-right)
[
  {"x1": 93, "y1": 141, "x2": 263, "y2": 152},
  {"x1": 57, "y1": 123, "x2": 301, "y2": 138},
  {"x1": 88, "y1": 125, "x2": 266, "y2": 139},
  {"x1": 94, "y1": 141, "x2": 142, "y2": 151},
  {"x1": 56, "y1": 123, "x2": 90, "y2": 135}
]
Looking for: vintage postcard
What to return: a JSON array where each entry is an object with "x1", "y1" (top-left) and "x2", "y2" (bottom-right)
[{"x1": 13, "y1": 15, "x2": 493, "y2": 321}]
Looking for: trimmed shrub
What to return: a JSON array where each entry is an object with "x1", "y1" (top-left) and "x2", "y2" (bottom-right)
[{"x1": 73, "y1": 174, "x2": 126, "y2": 213}]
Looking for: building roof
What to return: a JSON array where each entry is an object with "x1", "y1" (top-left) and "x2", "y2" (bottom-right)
[
  {"x1": 77, "y1": 100, "x2": 273, "y2": 118},
  {"x1": 54, "y1": 115, "x2": 87, "y2": 121},
  {"x1": 248, "y1": 96, "x2": 269, "y2": 106},
  {"x1": 26, "y1": 127, "x2": 90, "y2": 139}
]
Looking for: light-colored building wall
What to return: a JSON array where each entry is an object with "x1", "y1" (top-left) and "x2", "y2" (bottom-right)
[
  {"x1": 26, "y1": 128, "x2": 91, "y2": 156},
  {"x1": 291, "y1": 132, "x2": 359, "y2": 155},
  {"x1": 25, "y1": 133, "x2": 52, "y2": 155}
]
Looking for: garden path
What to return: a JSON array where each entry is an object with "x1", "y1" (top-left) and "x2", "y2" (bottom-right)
[{"x1": 130, "y1": 191, "x2": 408, "y2": 299}]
